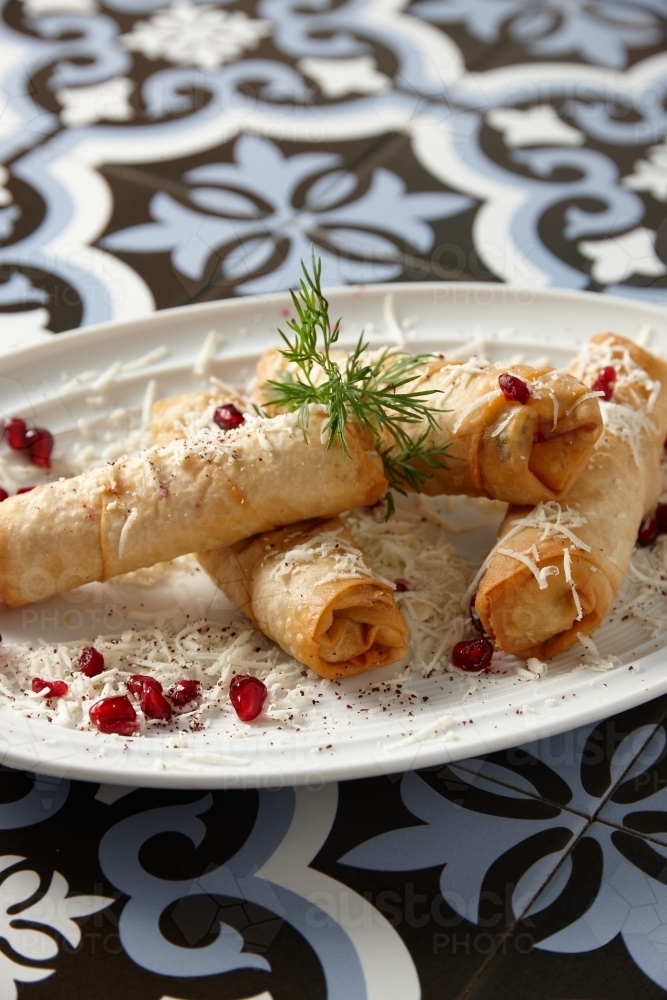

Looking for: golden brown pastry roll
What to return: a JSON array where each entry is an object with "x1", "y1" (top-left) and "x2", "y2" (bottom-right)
[
  {"x1": 474, "y1": 334, "x2": 667, "y2": 660},
  {"x1": 150, "y1": 391, "x2": 408, "y2": 678},
  {"x1": 151, "y1": 387, "x2": 246, "y2": 445},
  {"x1": 253, "y1": 348, "x2": 603, "y2": 506},
  {"x1": 0, "y1": 409, "x2": 387, "y2": 607},
  {"x1": 198, "y1": 518, "x2": 409, "y2": 679}
]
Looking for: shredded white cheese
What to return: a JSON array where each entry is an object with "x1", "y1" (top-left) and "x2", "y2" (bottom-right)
[{"x1": 117, "y1": 507, "x2": 139, "y2": 560}]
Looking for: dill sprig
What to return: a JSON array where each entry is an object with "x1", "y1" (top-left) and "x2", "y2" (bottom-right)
[{"x1": 265, "y1": 251, "x2": 450, "y2": 508}]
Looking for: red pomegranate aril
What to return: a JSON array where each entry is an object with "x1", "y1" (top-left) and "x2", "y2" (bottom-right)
[
  {"x1": 141, "y1": 686, "x2": 172, "y2": 721},
  {"x1": 470, "y1": 595, "x2": 485, "y2": 634},
  {"x1": 394, "y1": 578, "x2": 412, "y2": 592},
  {"x1": 32, "y1": 677, "x2": 68, "y2": 698},
  {"x1": 5, "y1": 418, "x2": 27, "y2": 450},
  {"x1": 16, "y1": 486, "x2": 35, "y2": 494},
  {"x1": 25, "y1": 428, "x2": 53, "y2": 469},
  {"x1": 451, "y1": 638, "x2": 494, "y2": 672},
  {"x1": 230, "y1": 674, "x2": 267, "y2": 722},
  {"x1": 638, "y1": 515, "x2": 659, "y2": 546},
  {"x1": 498, "y1": 373, "x2": 531, "y2": 404},
  {"x1": 78, "y1": 646, "x2": 105, "y2": 678},
  {"x1": 656, "y1": 504, "x2": 667, "y2": 533},
  {"x1": 0, "y1": 489, "x2": 8, "y2": 502},
  {"x1": 214, "y1": 403, "x2": 245, "y2": 432},
  {"x1": 591, "y1": 366, "x2": 616, "y2": 402},
  {"x1": 90, "y1": 695, "x2": 139, "y2": 736},
  {"x1": 168, "y1": 679, "x2": 200, "y2": 707},
  {"x1": 127, "y1": 673, "x2": 162, "y2": 697}
]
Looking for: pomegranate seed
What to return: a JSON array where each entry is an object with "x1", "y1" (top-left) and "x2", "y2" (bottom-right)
[
  {"x1": 16, "y1": 486, "x2": 35, "y2": 494},
  {"x1": 638, "y1": 515, "x2": 659, "y2": 546},
  {"x1": 78, "y1": 646, "x2": 105, "y2": 678},
  {"x1": 32, "y1": 677, "x2": 68, "y2": 698},
  {"x1": 656, "y1": 503, "x2": 667, "y2": 531},
  {"x1": 127, "y1": 674, "x2": 162, "y2": 697},
  {"x1": 5, "y1": 418, "x2": 27, "y2": 450},
  {"x1": 168, "y1": 679, "x2": 200, "y2": 707},
  {"x1": 25, "y1": 428, "x2": 53, "y2": 469},
  {"x1": 90, "y1": 695, "x2": 139, "y2": 736},
  {"x1": 591, "y1": 366, "x2": 616, "y2": 402},
  {"x1": 214, "y1": 403, "x2": 245, "y2": 432},
  {"x1": 141, "y1": 686, "x2": 172, "y2": 721},
  {"x1": 451, "y1": 638, "x2": 494, "y2": 672},
  {"x1": 0, "y1": 489, "x2": 8, "y2": 502},
  {"x1": 230, "y1": 674, "x2": 267, "y2": 722},
  {"x1": 394, "y1": 578, "x2": 412, "y2": 592},
  {"x1": 498, "y1": 373, "x2": 531, "y2": 404},
  {"x1": 470, "y1": 595, "x2": 485, "y2": 634}
]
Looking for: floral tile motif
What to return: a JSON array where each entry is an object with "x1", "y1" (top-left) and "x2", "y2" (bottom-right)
[
  {"x1": 597, "y1": 713, "x2": 667, "y2": 850},
  {"x1": 451, "y1": 697, "x2": 667, "y2": 818},
  {"x1": 97, "y1": 132, "x2": 479, "y2": 302},
  {"x1": 331, "y1": 768, "x2": 589, "y2": 998},
  {"x1": 1, "y1": 0, "x2": 667, "y2": 329},
  {"x1": 409, "y1": 0, "x2": 667, "y2": 72},
  {"x1": 464, "y1": 817, "x2": 667, "y2": 1000}
]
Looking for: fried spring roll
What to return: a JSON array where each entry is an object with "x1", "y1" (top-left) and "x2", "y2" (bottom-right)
[
  {"x1": 0, "y1": 409, "x2": 386, "y2": 607},
  {"x1": 198, "y1": 518, "x2": 409, "y2": 679},
  {"x1": 150, "y1": 393, "x2": 408, "y2": 677},
  {"x1": 473, "y1": 335, "x2": 667, "y2": 659},
  {"x1": 151, "y1": 386, "x2": 246, "y2": 445},
  {"x1": 253, "y1": 348, "x2": 603, "y2": 506}
]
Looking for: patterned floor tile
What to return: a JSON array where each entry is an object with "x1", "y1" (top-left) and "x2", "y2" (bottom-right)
[
  {"x1": 327, "y1": 770, "x2": 589, "y2": 1000},
  {"x1": 597, "y1": 712, "x2": 667, "y2": 850},
  {"x1": 463, "y1": 818, "x2": 667, "y2": 1000},
  {"x1": 451, "y1": 696, "x2": 667, "y2": 818}
]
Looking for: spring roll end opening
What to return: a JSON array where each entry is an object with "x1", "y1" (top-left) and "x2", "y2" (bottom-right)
[{"x1": 477, "y1": 552, "x2": 614, "y2": 660}]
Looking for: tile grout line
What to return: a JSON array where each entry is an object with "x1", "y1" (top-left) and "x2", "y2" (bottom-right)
[{"x1": 451, "y1": 715, "x2": 667, "y2": 1000}]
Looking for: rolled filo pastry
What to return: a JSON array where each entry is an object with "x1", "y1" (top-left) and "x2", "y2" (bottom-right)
[
  {"x1": 0, "y1": 409, "x2": 386, "y2": 607},
  {"x1": 198, "y1": 518, "x2": 409, "y2": 679},
  {"x1": 253, "y1": 348, "x2": 603, "y2": 506},
  {"x1": 473, "y1": 334, "x2": 667, "y2": 660},
  {"x1": 150, "y1": 392, "x2": 408, "y2": 677},
  {"x1": 151, "y1": 386, "x2": 246, "y2": 446}
]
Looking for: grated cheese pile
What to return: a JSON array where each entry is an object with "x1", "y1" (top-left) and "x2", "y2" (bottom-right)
[
  {"x1": 269, "y1": 525, "x2": 393, "y2": 589},
  {"x1": 0, "y1": 505, "x2": 471, "y2": 734},
  {"x1": 342, "y1": 507, "x2": 470, "y2": 675}
]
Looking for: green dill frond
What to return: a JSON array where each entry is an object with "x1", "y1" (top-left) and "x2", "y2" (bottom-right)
[{"x1": 266, "y1": 249, "x2": 451, "y2": 505}]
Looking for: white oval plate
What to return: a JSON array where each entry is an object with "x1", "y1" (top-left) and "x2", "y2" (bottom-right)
[{"x1": 1, "y1": 283, "x2": 667, "y2": 789}]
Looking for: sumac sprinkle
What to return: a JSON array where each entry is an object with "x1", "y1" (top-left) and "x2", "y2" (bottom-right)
[
  {"x1": 591, "y1": 366, "x2": 616, "y2": 402},
  {"x1": 498, "y1": 373, "x2": 531, "y2": 404},
  {"x1": 214, "y1": 404, "x2": 245, "y2": 432},
  {"x1": 451, "y1": 638, "x2": 494, "y2": 672}
]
